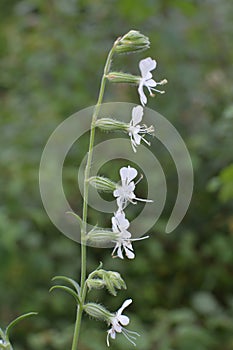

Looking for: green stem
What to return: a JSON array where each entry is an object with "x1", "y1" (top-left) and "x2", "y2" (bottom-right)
[{"x1": 71, "y1": 38, "x2": 119, "y2": 350}]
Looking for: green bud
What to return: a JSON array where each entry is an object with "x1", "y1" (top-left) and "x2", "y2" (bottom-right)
[
  {"x1": 86, "y1": 278, "x2": 106, "y2": 290},
  {"x1": 87, "y1": 269, "x2": 126, "y2": 296},
  {"x1": 86, "y1": 228, "x2": 118, "y2": 247},
  {"x1": 88, "y1": 176, "x2": 117, "y2": 192},
  {"x1": 0, "y1": 340, "x2": 13, "y2": 350},
  {"x1": 103, "y1": 270, "x2": 127, "y2": 296},
  {"x1": 115, "y1": 30, "x2": 150, "y2": 54},
  {"x1": 106, "y1": 72, "x2": 140, "y2": 84},
  {"x1": 0, "y1": 331, "x2": 12, "y2": 350},
  {"x1": 84, "y1": 303, "x2": 112, "y2": 322},
  {"x1": 95, "y1": 118, "x2": 129, "y2": 132}
]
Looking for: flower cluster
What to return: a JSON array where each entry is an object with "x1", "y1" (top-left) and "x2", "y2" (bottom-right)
[
  {"x1": 59, "y1": 30, "x2": 168, "y2": 348},
  {"x1": 99, "y1": 56, "x2": 167, "y2": 153},
  {"x1": 93, "y1": 48, "x2": 168, "y2": 264},
  {"x1": 85, "y1": 32, "x2": 167, "y2": 346},
  {"x1": 110, "y1": 166, "x2": 151, "y2": 259},
  {"x1": 89, "y1": 165, "x2": 151, "y2": 260}
]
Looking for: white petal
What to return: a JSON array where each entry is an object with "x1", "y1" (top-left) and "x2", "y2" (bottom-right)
[
  {"x1": 115, "y1": 211, "x2": 124, "y2": 221},
  {"x1": 127, "y1": 182, "x2": 136, "y2": 193},
  {"x1": 107, "y1": 328, "x2": 115, "y2": 347},
  {"x1": 126, "y1": 249, "x2": 135, "y2": 259},
  {"x1": 120, "y1": 219, "x2": 130, "y2": 231},
  {"x1": 120, "y1": 166, "x2": 137, "y2": 184},
  {"x1": 111, "y1": 330, "x2": 116, "y2": 339},
  {"x1": 113, "y1": 212, "x2": 130, "y2": 232},
  {"x1": 121, "y1": 230, "x2": 131, "y2": 239},
  {"x1": 118, "y1": 315, "x2": 130, "y2": 326},
  {"x1": 145, "y1": 78, "x2": 157, "y2": 87},
  {"x1": 117, "y1": 245, "x2": 124, "y2": 259},
  {"x1": 143, "y1": 71, "x2": 153, "y2": 81},
  {"x1": 126, "y1": 182, "x2": 135, "y2": 199},
  {"x1": 113, "y1": 188, "x2": 120, "y2": 197},
  {"x1": 113, "y1": 186, "x2": 125, "y2": 197},
  {"x1": 116, "y1": 197, "x2": 124, "y2": 211},
  {"x1": 138, "y1": 82, "x2": 147, "y2": 106},
  {"x1": 132, "y1": 105, "x2": 143, "y2": 125},
  {"x1": 133, "y1": 133, "x2": 141, "y2": 146},
  {"x1": 133, "y1": 125, "x2": 141, "y2": 133},
  {"x1": 139, "y1": 57, "x2": 156, "y2": 77},
  {"x1": 111, "y1": 216, "x2": 118, "y2": 231},
  {"x1": 117, "y1": 299, "x2": 132, "y2": 316},
  {"x1": 124, "y1": 242, "x2": 135, "y2": 259},
  {"x1": 114, "y1": 322, "x2": 122, "y2": 333}
]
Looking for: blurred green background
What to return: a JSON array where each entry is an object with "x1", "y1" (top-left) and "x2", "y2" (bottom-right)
[{"x1": 1, "y1": 1, "x2": 233, "y2": 349}]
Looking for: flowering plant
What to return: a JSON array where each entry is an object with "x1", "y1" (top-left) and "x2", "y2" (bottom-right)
[
  {"x1": 1, "y1": 30, "x2": 166, "y2": 349},
  {"x1": 56, "y1": 30, "x2": 166, "y2": 349}
]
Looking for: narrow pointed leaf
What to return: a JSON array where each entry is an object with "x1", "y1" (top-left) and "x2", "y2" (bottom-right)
[
  {"x1": 5, "y1": 312, "x2": 38, "y2": 337},
  {"x1": 52, "y1": 276, "x2": 80, "y2": 295},
  {"x1": 49, "y1": 285, "x2": 81, "y2": 305},
  {"x1": 66, "y1": 211, "x2": 83, "y2": 227}
]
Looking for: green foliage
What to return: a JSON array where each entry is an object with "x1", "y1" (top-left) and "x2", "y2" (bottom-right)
[
  {"x1": 50, "y1": 275, "x2": 81, "y2": 306},
  {"x1": 0, "y1": 0, "x2": 233, "y2": 349}
]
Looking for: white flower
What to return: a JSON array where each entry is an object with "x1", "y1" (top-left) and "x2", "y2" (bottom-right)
[
  {"x1": 128, "y1": 105, "x2": 154, "y2": 152},
  {"x1": 113, "y1": 166, "x2": 153, "y2": 211},
  {"x1": 107, "y1": 299, "x2": 139, "y2": 346},
  {"x1": 138, "y1": 57, "x2": 167, "y2": 106},
  {"x1": 111, "y1": 211, "x2": 149, "y2": 259},
  {"x1": 111, "y1": 211, "x2": 134, "y2": 259}
]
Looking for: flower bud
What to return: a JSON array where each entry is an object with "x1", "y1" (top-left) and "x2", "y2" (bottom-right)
[
  {"x1": 87, "y1": 269, "x2": 126, "y2": 296},
  {"x1": 86, "y1": 278, "x2": 105, "y2": 290},
  {"x1": 104, "y1": 270, "x2": 127, "y2": 296},
  {"x1": 88, "y1": 176, "x2": 117, "y2": 192},
  {"x1": 0, "y1": 339, "x2": 12, "y2": 350},
  {"x1": 95, "y1": 118, "x2": 128, "y2": 132},
  {"x1": 115, "y1": 30, "x2": 150, "y2": 54},
  {"x1": 84, "y1": 303, "x2": 112, "y2": 322},
  {"x1": 86, "y1": 229, "x2": 118, "y2": 247},
  {"x1": 106, "y1": 72, "x2": 140, "y2": 84}
]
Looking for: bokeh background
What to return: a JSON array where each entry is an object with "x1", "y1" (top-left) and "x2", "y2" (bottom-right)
[{"x1": 1, "y1": 1, "x2": 233, "y2": 349}]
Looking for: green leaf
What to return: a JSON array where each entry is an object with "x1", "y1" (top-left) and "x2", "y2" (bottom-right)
[
  {"x1": 49, "y1": 285, "x2": 81, "y2": 305},
  {"x1": 66, "y1": 211, "x2": 83, "y2": 226},
  {"x1": 52, "y1": 276, "x2": 81, "y2": 295},
  {"x1": 5, "y1": 312, "x2": 38, "y2": 338}
]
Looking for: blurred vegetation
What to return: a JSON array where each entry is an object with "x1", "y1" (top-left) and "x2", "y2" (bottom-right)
[{"x1": 0, "y1": 0, "x2": 233, "y2": 349}]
